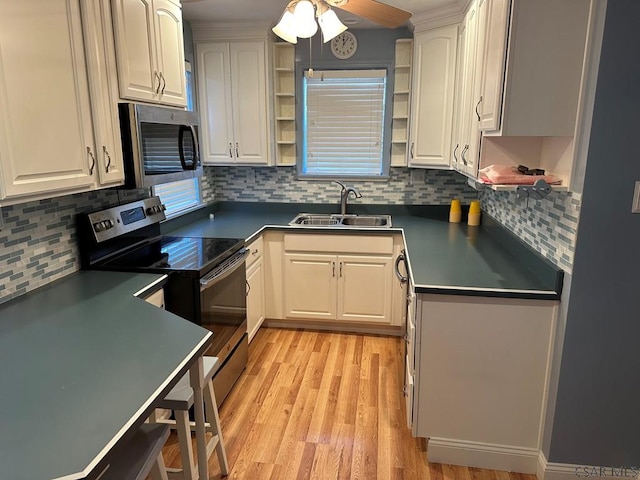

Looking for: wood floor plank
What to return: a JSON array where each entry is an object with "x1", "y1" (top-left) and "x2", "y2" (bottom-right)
[{"x1": 161, "y1": 328, "x2": 542, "y2": 480}]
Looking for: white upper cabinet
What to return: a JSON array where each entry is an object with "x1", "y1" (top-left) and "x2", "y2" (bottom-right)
[
  {"x1": 0, "y1": 0, "x2": 124, "y2": 204},
  {"x1": 111, "y1": 0, "x2": 186, "y2": 107},
  {"x1": 82, "y1": 0, "x2": 126, "y2": 187},
  {"x1": 479, "y1": 0, "x2": 590, "y2": 137},
  {"x1": 476, "y1": 0, "x2": 509, "y2": 133},
  {"x1": 451, "y1": 0, "x2": 482, "y2": 178},
  {"x1": 408, "y1": 25, "x2": 458, "y2": 169},
  {"x1": 197, "y1": 41, "x2": 271, "y2": 165}
]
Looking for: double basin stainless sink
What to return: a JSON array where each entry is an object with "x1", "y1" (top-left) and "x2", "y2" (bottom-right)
[{"x1": 289, "y1": 213, "x2": 392, "y2": 228}]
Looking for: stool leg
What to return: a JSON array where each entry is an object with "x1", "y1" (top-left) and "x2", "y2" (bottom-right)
[
  {"x1": 174, "y1": 410, "x2": 197, "y2": 480},
  {"x1": 190, "y1": 358, "x2": 209, "y2": 480},
  {"x1": 150, "y1": 453, "x2": 169, "y2": 480},
  {"x1": 204, "y1": 381, "x2": 230, "y2": 475}
]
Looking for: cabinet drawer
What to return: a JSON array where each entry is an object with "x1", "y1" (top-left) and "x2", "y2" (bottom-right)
[
  {"x1": 284, "y1": 234, "x2": 394, "y2": 255},
  {"x1": 246, "y1": 235, "x2": 263, "y2": 268}
]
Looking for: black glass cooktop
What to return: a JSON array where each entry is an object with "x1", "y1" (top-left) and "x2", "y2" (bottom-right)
[{"x1": 100, "y1": 236, "x2": 245, "y2": 275}]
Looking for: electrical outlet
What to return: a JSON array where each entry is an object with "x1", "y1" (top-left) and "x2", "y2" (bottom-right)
[
  {"x1": 633, "y1": 181, "x2": 640, "y2": 213},
  {"x1": 410, "y1": 169, "x2": 425, "y2": 185}
]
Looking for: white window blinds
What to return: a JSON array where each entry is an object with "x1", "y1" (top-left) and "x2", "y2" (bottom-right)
[
  {"x1": 153, "y1": 178, "x2": 201, "y2": 218},
  {"x1": 302, "y1": 69, "x2": 387, "y2": 177}
]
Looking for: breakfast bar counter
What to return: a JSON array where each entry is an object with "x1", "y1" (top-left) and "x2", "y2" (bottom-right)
[{"x1": 0, "y1": 271, "x2": 212, "y2": 480}]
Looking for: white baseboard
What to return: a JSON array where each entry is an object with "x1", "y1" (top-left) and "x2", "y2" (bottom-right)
[
  {"x1": 427, "y1": 438, "x2": 539, "y2": 474},
  {"x1": 537, "y1": 452, "x2": 636, "y2": 480}
]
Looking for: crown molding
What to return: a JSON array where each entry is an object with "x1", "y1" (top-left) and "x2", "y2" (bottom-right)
[
  {"x1": 410, "y1": 2, "x2": 465, "y2": 32},
  {"x1": 191, "y1": 21, "x2": 272, "y2": 42}
]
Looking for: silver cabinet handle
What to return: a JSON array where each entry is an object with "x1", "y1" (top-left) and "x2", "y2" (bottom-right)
[
  {"x1": 160, "y1": 72, "x2": 166, "y2": 95},
  {"x1": 332, "y1": 261, "x2": 336, "y2": 277},
  {"x1": 154, "y1": 71, "x2": 161, "y2": 94},
  {"x1": 235, "y1": 142, "x2": 239, "y2": 158},
  {"x1": 252, "y1": 249, "x2": 259, "y2": 255},
  {"x1": 475, "y1": 96, "x2": 483, "y2": 121},
  {"x1": 339, "y1": 261, "x2": 343, "y2": 277},
  {"x1": 461, "y1": 145, "x2": 469, "y2": 166},
  {"x1": 410, "y1": 142, "x2": 415, "y2": 159},
  {"x1": 87, "y1": 146, "x2": 95, "y2": 175},
  {"x1": 246, "y1": 280, "x2": 251, "y2": 297},
  {"x1": 228, "y1": 143, "x2": 233, "y2": 158},
  {"x1": 103, "y1": 146, "x2": 112, "y2": 173},
  {"x1": 395, "y1": 250, "x2": 408, "y2": 283},
  {"x1": 453, "y1": 144, "x2": 459, "y2": 163}
]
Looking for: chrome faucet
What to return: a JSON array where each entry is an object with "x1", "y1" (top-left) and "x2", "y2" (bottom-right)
[{"x1": 334, "y1": 181, "x2": 362, "y2": 215}]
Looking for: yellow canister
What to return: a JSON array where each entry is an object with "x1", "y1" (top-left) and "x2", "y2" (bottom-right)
[
  {"x1": 468, "y1": 200, "x2": 481, "y2": 226},
  {"x1": 449, "y1": 199, "x2": 462, "y2": 223}
]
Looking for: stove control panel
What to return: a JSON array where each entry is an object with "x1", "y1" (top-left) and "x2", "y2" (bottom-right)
[{"x1": 86, "y1": 197, "x2": 166, "y2": 243}]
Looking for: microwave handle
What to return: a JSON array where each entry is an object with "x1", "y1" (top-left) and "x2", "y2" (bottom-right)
[{"x1": 178, "y1": 125, "x2": 198, "y2": 171}]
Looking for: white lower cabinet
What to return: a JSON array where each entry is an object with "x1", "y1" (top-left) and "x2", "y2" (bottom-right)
[
  {"x1": 410, "y1": 293, "x2": 558, "y2": 473},
  {"x1": 246, "y1": 236, "x2": 266, "y2": 342},
  {"x1": 280, "y1": 233, "x2": 405, "y2": 328}
]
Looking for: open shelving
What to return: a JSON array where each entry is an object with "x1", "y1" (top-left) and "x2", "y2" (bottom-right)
[
  {"x1": 391, "y1": 39, "x2": 413, "y2": 167},
  {"x1": 273, "y1": 43, "x2": 296, "y2": 166}
]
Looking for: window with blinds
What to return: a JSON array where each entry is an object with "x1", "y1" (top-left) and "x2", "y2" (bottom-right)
[
  {"x1": 153, "y1": 178, "x2": 201, "y2": 218},
  {"x1": 301, "y1": 69, "x2": 387, "y2": 177}
]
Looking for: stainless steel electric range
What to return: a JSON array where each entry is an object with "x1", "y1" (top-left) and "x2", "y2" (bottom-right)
[{"x1": 77, "y1": 196, "x2": 248, "y2": 404}]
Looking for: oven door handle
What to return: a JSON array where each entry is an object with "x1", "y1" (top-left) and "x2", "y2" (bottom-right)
[{"x1": 200, "y1": 248, "x2": 249, "y2": 290}]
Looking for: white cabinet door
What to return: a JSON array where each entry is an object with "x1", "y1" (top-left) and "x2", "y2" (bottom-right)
[
  {"x1": 230, "y1": 42, "x2": 269, "y2": 164},
  {"x1": 198, "y1": 43, "x2": 234, "y2": 164},
  {"x1": 0, "y1": 0, "x2": 96, "y2": 201},
  {"x1": 246, "y1": 258, "x2": 265, "y2": 343},
  {"x1": 409, "y1": 25, "x2": 458, "y2": 168},
  {"x1": 111, "y1": 0, "x2": 186, "y2": 107},
  {"x1": 284, "y1": 253, "x2": 337, "y2": 320},
  {"x1": 82, "y1": 0, "x2": 125, "y2": 187},
  {"x1": 198, "y1": 41, "x2": 270, "y2": 165},
  {"x1": 153, "y1": 0, "x2": 186, "y2": 107},
  {"x1": 111, "y1": 0, "x2": 158, "y2": 102},
  {"x1": 337, "y1": 255, "x2": 393, "y2": 324},
  {"x1": 478, "y1": 0, "x2": 510, "y2": 132}
]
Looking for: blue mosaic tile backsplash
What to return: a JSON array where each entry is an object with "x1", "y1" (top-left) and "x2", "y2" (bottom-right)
[
  {"x1": 0, "y1": 188, "x2": 148, "y2": 305},
  {"x1": 0, "y1": 165, "x2": 581, "y2": 306},
  {"x1": 205, "y1": 166, "x2": 479, "y2": 204},
  {"x1": 479, "y1": 189, "x2": 581, "y2": 272}
]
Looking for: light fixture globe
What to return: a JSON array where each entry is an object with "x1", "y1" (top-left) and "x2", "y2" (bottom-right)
[
  {"x1": 318, "y1": 8, "x2": 347, "y2": 43},
  {"x1": 272, "y1": 10, "x2": 298, "y2": 44},
  {"x1": 293, "y1": 0, "x2": 318, "y2": 38}
]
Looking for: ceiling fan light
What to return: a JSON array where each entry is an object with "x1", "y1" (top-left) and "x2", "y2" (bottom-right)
[
  {"x1": 272, "y1": 10, "x2": 298, "y2": 44},
  {"x1": 318, "y1": 8, "x2": 347, "y2": 43},
  {"x1": 293, "y1": 0, "x2": 318, "y2": 38}
]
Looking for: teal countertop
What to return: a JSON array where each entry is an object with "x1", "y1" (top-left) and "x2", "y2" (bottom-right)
[
  {"x1": 0, "y1": 270, "x2": 212, "y2": 480},
  {"x1": 164, "y1": 204, "x2": 562, "y2": 300}
]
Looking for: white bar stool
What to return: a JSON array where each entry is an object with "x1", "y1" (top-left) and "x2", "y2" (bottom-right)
[{"x1": 152, "y1": 356, "x2": 230, "y2": 480}]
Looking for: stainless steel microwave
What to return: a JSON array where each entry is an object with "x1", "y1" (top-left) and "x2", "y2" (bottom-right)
[{"x1": 119, "y1": 103, "x2": 202, "y2": 189}]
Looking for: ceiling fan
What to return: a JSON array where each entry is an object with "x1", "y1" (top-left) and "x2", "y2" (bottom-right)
[
  {"x1": 324, "y1": 0, "x2": 412, "y2": 29},
  {"x1": 181, "y1": 0, "x2": 411, "y2": 30}
]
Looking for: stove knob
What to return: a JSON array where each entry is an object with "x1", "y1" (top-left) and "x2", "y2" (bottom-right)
[
  {"x1": 94, "y1": 222, "x2": 104, "y2": 232},
  {"x1": 104, "y1": 220, "x2": 114, "y2": 229},
  {"x1": 146, "y1": 207, "x2": 156, "y2": 216}
]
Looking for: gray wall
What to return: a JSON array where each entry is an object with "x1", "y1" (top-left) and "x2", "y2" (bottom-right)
[
  {"x1": 295, "y1": 28, "x2": 411, "y2": 175},
  {"x1": 546, "y1": 0, "x2": 640, "y2": 465}
]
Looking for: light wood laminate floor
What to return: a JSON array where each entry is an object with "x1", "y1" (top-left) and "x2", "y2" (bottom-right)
[{"x1": 161, "y1": 328, "x2": 537, "y2": 480}]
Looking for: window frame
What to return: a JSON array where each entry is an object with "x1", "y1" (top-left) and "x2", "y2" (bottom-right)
[
  {"x1": 297, "y1": 68, "x2": 392, "y2": 181},
  {"x1": 152, "y1": 177, "x2": 203, "y2": 220}
]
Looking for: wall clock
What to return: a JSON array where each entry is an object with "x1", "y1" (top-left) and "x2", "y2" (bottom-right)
[{"x1": 330, "y1": 31, "x2": 358, "y2": 60}]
